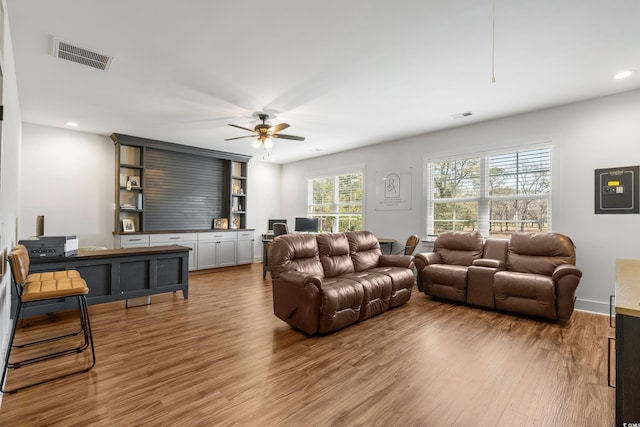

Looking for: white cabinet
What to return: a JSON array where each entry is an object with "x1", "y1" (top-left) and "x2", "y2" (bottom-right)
[
  {"x1": 117, "y1": 230, "x2": 254, "y2": 270},
  {"x1": 197, "y1": 231, "x2": 237, "y2": 269},
  {"x1": 149, "y1": 233, "x2": 198, "y2": 271},
  {"x1": 117, "y1": 234, "x2": 150, "y2": 248},
  {"x1": 236, "y1": 231, "x2": 254, "y2": 265}
]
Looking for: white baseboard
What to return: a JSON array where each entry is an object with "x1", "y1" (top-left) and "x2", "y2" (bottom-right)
[{"x1": 574, "y1": 298, "x2": 611, "y2": 316}]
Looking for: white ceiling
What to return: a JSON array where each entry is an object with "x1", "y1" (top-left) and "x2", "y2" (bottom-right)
[{"x1": 7, "y1": 0, "x2": 640, "y2": 163}]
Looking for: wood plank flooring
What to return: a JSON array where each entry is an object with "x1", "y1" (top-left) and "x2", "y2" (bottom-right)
[{"x1": 0, "y1": 263, "x2": 614, "y2": 426}]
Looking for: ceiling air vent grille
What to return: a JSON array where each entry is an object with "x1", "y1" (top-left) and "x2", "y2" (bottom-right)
[{"x1": 53, "y1": 38, "x2": 113, "y2": 71}]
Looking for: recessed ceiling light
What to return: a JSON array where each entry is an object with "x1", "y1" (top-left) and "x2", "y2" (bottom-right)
[
  {"x1": 66, "y1": 121, "x2": 79, "y2": 127},
  {"x1": 613, "y1": 70, "x2": 634, "y2": 80}
]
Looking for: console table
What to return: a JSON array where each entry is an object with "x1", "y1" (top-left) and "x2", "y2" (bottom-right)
[{"x1": 12, "y1": 245, "x2": 190, "y2": 318}]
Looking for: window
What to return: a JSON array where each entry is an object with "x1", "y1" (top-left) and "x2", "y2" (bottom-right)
[
  {"x1": 308, "y1": 170, "x2": 363, "y2": 232},
  {"x1": 426, "y1": 146, "x2": 551, "y2": 238}
]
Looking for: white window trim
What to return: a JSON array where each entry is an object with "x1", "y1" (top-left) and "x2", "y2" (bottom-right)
[
  {"x1": 307, "y1": 165, "x2": 366, "y2": 232},
  {"x1": 423, "y1": 141, "x2": 553, "y2": 237}
]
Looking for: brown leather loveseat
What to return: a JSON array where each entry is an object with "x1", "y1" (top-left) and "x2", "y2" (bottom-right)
[
  {"x1": 269, "y1": 231, "x2": 415, "y2": 335},
  {"x1": 415, "y1": 231, "x2": 582, "y2": 320}
]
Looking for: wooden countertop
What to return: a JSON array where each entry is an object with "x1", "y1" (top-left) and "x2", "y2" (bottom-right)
[
  {"x1": 30, "y1": 245, "x2": 192, "y2": 264},
  {"x1": 616, "y1": 259, "x2": 640, "y2": 317}
]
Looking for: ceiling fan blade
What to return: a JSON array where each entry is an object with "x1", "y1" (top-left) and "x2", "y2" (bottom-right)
[
  {"x1": 269, "y1": 123, "x2": 290, "y2": 133},
  {"x1": 228, "y1": 123, "x2": 257, "y2": 133},
  {"x1": 224, "y1": 135, "x2": 257, "y2": 141},
  {"x1": 272, "y1": 134, "x2": 306, "y2": 141}
]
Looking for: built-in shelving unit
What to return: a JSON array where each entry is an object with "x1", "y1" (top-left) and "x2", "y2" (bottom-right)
[
  {"x1": 111, "y1": 133, "x2": 251, "y2": 236},
  {"x1": 230, "y1": 161, "x2": 247, "y2": 229},
  {"x1": 116, "y1": 143, "x2": 144, "y2": 232}
]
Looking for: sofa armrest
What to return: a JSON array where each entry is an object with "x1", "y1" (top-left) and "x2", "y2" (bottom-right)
[
  {"x1": 472, "y1": 258, "x2": 505, "y2": 269},
  {"x1": 552, "y1": 264, "x2": 583, "y2": 320},
  {"x1": 279, "y1": 270, "x2": 324, "y2": 291},
  {"x1": 552, "y1": 264, "x2": 582, "y2": 282},
  {"x1": 379, "y1": 255, "x2": 415, "y2": 269},
  {"x1": 415, "y1": 252, "x2": 442, "y2": 266}
]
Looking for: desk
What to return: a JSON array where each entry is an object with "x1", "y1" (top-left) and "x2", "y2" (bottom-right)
[
  {"x1": 13, "y1": 245, "x2": 190, "y2": 317},
  {"x1": 262, "y1": 238, "x2": 273, "y2": 278},
  {"x1": 377, "y1": 237, "x2": 397, "y2": 254}
]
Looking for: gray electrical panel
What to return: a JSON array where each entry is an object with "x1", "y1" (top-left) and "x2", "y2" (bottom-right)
[{"x1": 595, "y1": 165, "x2": 639, "y2": 214}]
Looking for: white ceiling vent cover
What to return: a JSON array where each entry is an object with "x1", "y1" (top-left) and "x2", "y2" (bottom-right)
[{"x1": 52, "y1": 38, "x2": 113, "y2": 71}]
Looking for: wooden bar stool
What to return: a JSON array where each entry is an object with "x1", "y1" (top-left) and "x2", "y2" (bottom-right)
[{"x1": 1, "y1": 245, "x2": 96, "y2": 394}]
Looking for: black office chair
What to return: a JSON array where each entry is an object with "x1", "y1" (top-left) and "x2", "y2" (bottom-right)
[{"x1": 273, "y1": 223, "x2": 288, "y2": 237}]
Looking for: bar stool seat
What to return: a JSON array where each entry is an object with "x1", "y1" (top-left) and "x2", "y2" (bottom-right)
[{"x1": 1, "y1": 245, "x2": 96, "y2": 394}]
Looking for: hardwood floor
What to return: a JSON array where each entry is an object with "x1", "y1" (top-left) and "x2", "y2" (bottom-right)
[{"x1": 0, "y1": 263, "x2": 614, "y2": 426}]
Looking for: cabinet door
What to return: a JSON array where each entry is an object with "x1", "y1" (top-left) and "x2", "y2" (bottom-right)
[
  {"x1": 216, "y1": 240, "x2": 237, "y2": 267},
  {"x1": 150, "y1": 234, "x2": 197, "y2": 271},
  {"x1": 237, "y1": 237, "x2": 254, "y2": 264},
  {"x1": 197, "y1": 240, "x2": 217, "y2": 270}
]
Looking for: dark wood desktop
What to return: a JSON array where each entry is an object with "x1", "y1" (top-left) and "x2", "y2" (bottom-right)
[{"x1": 14, "y1": 245, "x2": 190, "y2": 317}]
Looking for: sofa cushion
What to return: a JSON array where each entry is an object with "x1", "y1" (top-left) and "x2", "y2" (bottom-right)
[
  {"x1": 423, "y1": 264, "x2": 469, "y2": 302},
  {"x1": 368, "y1": 266, "x2": 415, "y2": 308},
  {"x1": 346, "y1": 231, "x2": 382, "y2": 271},
  {"x1": 269, "y1": 234, "x2": 324, "y2": 278},
  {"x1": 318, "y1": 278, "x2": 365, "y2": 334},
  {"x1": 341, "y1": 271, "x2": 392, "y2": 320},
  {"x1": 507, "y1": 232, "x2": 575, "y2": 276},
  {"x1": 434, "y1": 231, "x2": 484, "y2": 266},
  {"x1": 317, "y1": 233, "x2": 355, "y2": 278},
  {"x1": 494, "y1": 271, "x2": 557, "y2": 319}
]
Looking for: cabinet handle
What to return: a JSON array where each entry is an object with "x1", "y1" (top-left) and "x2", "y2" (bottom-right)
[
  {"x1": 608, "y1": 337, "x2": 616, "y2": 388},
  {"x1": 130, "y1": 238, "x2": 142, "y2": 242},
  {"x1": 169, "y1": 237, "x2": 180, "y2": 240}
]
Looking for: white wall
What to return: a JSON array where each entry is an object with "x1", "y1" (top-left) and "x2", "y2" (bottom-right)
[
  {"x1": 246, "y1": 159, "x2": 281, "y2": 258},
  {"x1": 281, "y1": 89, "x2": 640, "y2": 314},
  {"x1": 19, "y1": 124, "x2": 115, "y2": 248},
  {"x1": 1, "y1": 0, "x2": 24, "y2": 402}
]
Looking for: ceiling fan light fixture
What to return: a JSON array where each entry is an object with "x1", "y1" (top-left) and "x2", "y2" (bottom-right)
[
  {"x1": 252, "y1": 139, "x2": 261, "y2": 149},
  {"x1": 264, "y1": 138, "x2": 273, "y2": 149},
  {"x1": 613, "y1": 70, "x2": 634, "y2": 80}
]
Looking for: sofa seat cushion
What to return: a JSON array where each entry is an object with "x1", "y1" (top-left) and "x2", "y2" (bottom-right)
[
  {"x1": 319, "y1": 278, "x2": 365, "y2": 334},
  {"x1": 494, "y1": 271, "x2": 557, "y2": 319},
  {"x1": 340, "y1": 272, "x2": 392, "y2": 320},
  {"x1": 368, "y1": 266, "x2": 414, "y2": 308},
  {"x1": 423, "y1": 264, "x2": 469, "y2": 302}
]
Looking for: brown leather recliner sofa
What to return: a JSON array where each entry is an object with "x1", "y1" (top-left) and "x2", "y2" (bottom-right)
[
  {"x1": 269, "y1": 231, "x2": 415, "y2": 335},
  {"x1": 414, "y1": 231, "x2": 582, "y2": 320}
]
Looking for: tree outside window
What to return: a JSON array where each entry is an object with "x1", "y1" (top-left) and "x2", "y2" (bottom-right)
[
  {"x1": 428, "y1": 147, "x2": 551, "y2": 237},
  {"x1": 308, "y1": 171, "x2": 363, "y2": 233}
]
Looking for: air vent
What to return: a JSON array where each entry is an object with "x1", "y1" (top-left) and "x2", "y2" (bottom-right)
[
  {"x1": 52, "y1": 38, "x2": 113, "y2": 71},
  {"x1": 451, "y1": 111, "x2": 473, "y2": 119}
]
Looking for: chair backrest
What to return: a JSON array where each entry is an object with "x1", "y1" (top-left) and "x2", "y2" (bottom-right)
[
  {"x1": 7, "y1": 244, "x2": 30, "y2": 285},
  {"x1": 434, "y1": 231, "x2": 484, "y2": 266},
  {"x1": 404, "y1": 235, "x2": 420, "y2": 255},
  {"x1": 273, "y1": 222, "x2": 288, "y2": 236},
  {"x1": 507, "y1": 232, "x2": 576, "y2": 276}
]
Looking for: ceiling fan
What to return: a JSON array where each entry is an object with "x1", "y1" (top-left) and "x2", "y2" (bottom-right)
[{"x1": 225, "y1": 113, "x2": 305, "y2": 148}]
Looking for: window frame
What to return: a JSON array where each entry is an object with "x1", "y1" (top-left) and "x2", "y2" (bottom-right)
[
  {"x1": 307, "y1": 167, "x2": 365, "y2": 233},
  {"x1": 425, "y1": 143, "x2": 552, "y2": 237}
]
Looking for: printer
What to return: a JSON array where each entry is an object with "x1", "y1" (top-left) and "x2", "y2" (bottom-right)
[{"x1": 18, "y1": 235, "x2": 79, "y2": 259}]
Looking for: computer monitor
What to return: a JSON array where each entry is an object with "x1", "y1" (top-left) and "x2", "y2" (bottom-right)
[
  {"x1": 268, "y1": 219, "x2": 287, "y2": 232},
  {"x1": 294, "y1": 217, "x2": 319, "y2": 233}
]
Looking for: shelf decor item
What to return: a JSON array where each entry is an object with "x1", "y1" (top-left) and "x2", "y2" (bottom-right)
[
  {"x1": 213, "y1": 218, "x2": 228, "y2": 230},
  {"x1": 128, "y1": 175, "x2": 141, "y2": 188},
  {"x1": 122, "y1": 218, "x2": 135, "y2": 233}
]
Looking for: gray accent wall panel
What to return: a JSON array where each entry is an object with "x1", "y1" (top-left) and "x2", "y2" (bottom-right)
[{"x1": 145, "y1": 148, "x2": 225, "y2": 230}]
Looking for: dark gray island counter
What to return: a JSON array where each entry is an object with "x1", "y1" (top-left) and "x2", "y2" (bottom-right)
[{"x1": 15, "y1": 245, "x2": 190, "y2": 317}]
